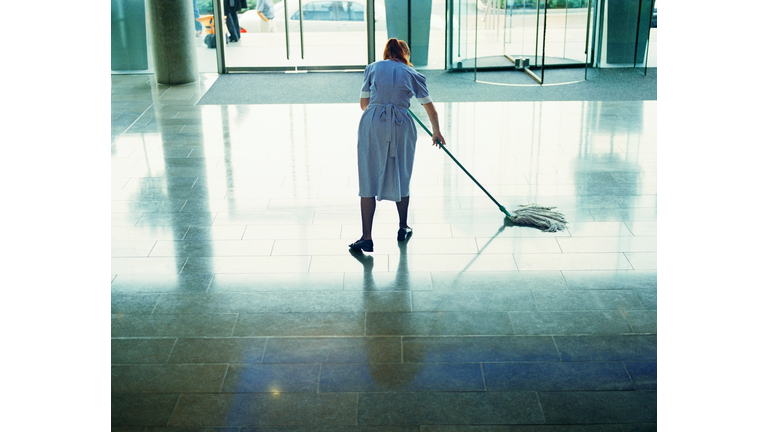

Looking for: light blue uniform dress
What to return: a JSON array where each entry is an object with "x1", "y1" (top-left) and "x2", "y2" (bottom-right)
[{"x1": 357, "y1": 59, "x2": 432, "y2": 202}]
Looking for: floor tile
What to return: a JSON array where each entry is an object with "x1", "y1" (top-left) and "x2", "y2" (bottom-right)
[
  {"x1": 233, "y1": 313, "x2": 365, "y2": 336},
  {"x1": 509, "y1": 311, "x2": 633, "y2": 335},
  {"x1": 475, "y1": 237, "x2": 563, "y2": 254},
  {"x1": 633, "y1": 289, "x2": 657, "y2": 310},
  {"x1": 614, "y1": 195, "x2": 657, "y2": 208},
  {"x1": 111, "y1": 338, "x2": 176, "y2": 364},
  {"x1": 358, "y1": 392, "x2": 544, "y2": 425},
  {"x1": 243, "y1": 224, "x2": 344, "y2": 240},
  {"x1": 112, "y1": 393, "x2": 180, "y2": 427},
  {"x1": 291, "y1": 291, "x2": 413, "y2": 313},
  {"x1": 320, "y1": 362, "x2": 485, "y2": 392},
  {"x1": 183, "y1": 225, "x2": 248, "y2": 240},
  {"x1": 449, "y1": 223, "x2": 572, "y2": 238},
  {"x1": 111, "y1": 314, "x2": 238, "y2": 338},
  {"x1": 413, "y1": 291, "x2": 536, "y2": 312},
  {"x1": 624, "y1": 310, "x2": 657, "y2": 334},
  {"x1": 169, "y1": 393, "x2": 358, "y2": 426},
  {"x1": 182, "y1": 256, "x2": 312, "y2": 273},
  {"x1": 538, "y1": 391, "x2": 656, "y2": 424},
  {"x1": 262, "y1": 337, "x2": 402, "y2": 363},
  {"x1": 554, "y1": 335, "x2": 657, "y2": 362},
  {"x1": 111, "y1": 273, "x2": 213, "y2": 293},
  {"x1": 483, "y1": 362, "x2": 635, "y2": 391},
  {"x1": 565, "y1": 222, "x2": 635, "y2": 237},
  {"x1": 589, "y1": 207, "x2": 657, "y2": 222},
  {"x1": 403, "y1": 336, "x2": 560, "y2": 362},
  {"x1": 533, "y1": 290, "x2": 644, "y2": 311},
  {"x1": 430, "y1": 271, "x2": 567, "y2": 291},
  {"x1": 111, "y1": 293, "x2": 160, "y2": 315},
  {"x1": 405, "y1": 253, "x2": 520, "y2": 272},
  {"x1": 111, "y1": 226, "x2": 190, "y2": 242},
  {"x1": 343, "y1": 271, "x2": 434, "y2": 291},
  {"x1": 149, "y1": 240, "x2": 275, "y2": 257},
  {"x1": 112, "y1": 241, "x2": 157, "y2": 257},
  {"x1": 514, "y1": 253, "x2": 633, "y2": 271},
  {"x1": 310, "y1": 254, "x2": 392, "y2": 273},
  {"x1": 135, "y1": 211, "x2": 218, "y2": 227},
  {"x1": 111, "y1": 364, "x2": 227, "y2": 393},
  {"x1": 421, "y1": 426, "x2": 604, "y2": 432},
  {"x1": 156, "y1": 292, "x2": 327, "y2": 314},
  {"x1": 624, "y1": 252, "x2": 657, "y2": 270},
  {"x1": 601, "y1": 424, "x2": 658, "y2": 432},
  {"x1": 168, "y1": 337, "x2": 267, "y2": 364},
  {"x1": 210, "y1": 272, "x2": 344, "y2": 292},
  {"x1": 556, "y1": 236, "x2": 657, "y2": 253},
  {"x1": 562, "y1": 270, "x2": 657, "y2": 290},
  {"x1": 366, "y1": 312, "x2": 514, "y2": 336},
  {"x1": 112, "y1": 257, "x2": 185, "y2": 275},
  {"x1": 222, "y1": 364, "x2": 321, "y2": 393},
  {"x1": 624, "y1": 361, "x2": 657, "y2": 390}
]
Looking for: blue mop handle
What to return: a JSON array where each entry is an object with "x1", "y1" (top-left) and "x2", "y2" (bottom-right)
[{"x1": 408, "y1": 109, "x2": 513, "y2": 218}]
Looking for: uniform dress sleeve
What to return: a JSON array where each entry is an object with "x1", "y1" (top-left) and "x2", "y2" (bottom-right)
[
  {"x1": 360, "y1": 64, "x2": 373, "y2": 99},
  {"x1": 411, "y1": 70, "x2": 432, "y2": 105}
]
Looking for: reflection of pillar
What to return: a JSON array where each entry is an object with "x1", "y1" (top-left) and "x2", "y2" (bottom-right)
[
  {"x1": 575, "y1": 102, "x2": 641, "y2": 201},
  {"x1": 147, "y1": 0, "x2": 199, "y2": 84},
  {"x1": 154, "y1": 104, "x2": 213, "y2": 274}
]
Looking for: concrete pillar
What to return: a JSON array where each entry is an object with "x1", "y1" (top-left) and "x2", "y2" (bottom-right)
[{"x1": 147, "y1": 0, "x2": 198, "y2": 84}]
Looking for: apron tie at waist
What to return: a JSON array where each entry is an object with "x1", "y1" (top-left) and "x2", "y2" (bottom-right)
[{"x1": 370, "y1": 103, "x2": 405, "y2": 157}]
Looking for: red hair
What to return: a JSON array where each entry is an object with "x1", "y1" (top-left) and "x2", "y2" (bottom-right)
[{"x1": 383, "y1": 38, "x2": 412, "y2": 67}]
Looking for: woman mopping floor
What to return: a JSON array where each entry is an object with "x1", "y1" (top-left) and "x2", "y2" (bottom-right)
[{"x1": 349, "y1": 38, "x2": 445, "y2": 253}]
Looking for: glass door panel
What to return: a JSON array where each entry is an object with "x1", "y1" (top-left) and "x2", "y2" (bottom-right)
[
  {"x1": 195, "y1": 0, "x2": 228, "y2": 72},
  {"x1": 223, "y1": 0, "x2": 370, "y2": 70},
  {"x1": 539, "y1": 0, "x2": 591, "y2": 66},
  {"x1": 449, "y1": 0, "x2": 596, "y2": 85},
  {"x1": 503, "y1": 0, "x2": 540, "y2": 66},
  {"x1": 450, "y1": 0, "x2": 479, "y2": 70}
]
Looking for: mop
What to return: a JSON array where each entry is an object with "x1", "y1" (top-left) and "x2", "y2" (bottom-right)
[{"x1": 408, "y1": 109, "x2": 568, "y2": 232}]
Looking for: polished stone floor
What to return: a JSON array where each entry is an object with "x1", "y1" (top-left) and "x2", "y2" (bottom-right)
[{"x1": 111, "y1": 73, "x2": 656, "y2": 430}]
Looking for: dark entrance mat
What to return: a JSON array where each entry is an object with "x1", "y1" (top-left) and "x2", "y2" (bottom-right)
[{"x1": 196, "y1": 68, "x2": 656, "y2": 105}]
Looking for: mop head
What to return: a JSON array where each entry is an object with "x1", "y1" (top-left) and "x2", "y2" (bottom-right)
[{"x1": 506, "y1": 204, "x2": 568, "y2": 232}]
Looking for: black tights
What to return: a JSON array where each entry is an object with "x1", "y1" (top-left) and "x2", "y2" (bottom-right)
[{"x1": 360, "y1": 196, "x2": 409, "y2": 240}]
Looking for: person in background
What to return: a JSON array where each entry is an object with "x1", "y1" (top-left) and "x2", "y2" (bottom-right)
[
  {"x1": 256, "y1": 0, "x2": 276, "y2": 33},
  {"x1": 224, "y1": 0, "x2": 248, "y2": 42},
  {"x1": 349, "y1": 39, "x2": 445, "y2": 253},
  {"x1": 193, "y1": 0, "x2": 203, "y2": 36}
]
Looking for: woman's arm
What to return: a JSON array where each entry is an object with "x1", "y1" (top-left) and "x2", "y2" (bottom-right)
[
  {"x1": 360, "y1": 98, "x2": 369, "y2": 111},
  {"x1": 422, "y1": 102, "x2": 445, "y2": 148}
]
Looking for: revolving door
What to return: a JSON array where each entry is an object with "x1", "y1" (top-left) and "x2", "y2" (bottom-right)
[{"x1": 449, "y1": 0, "x2": 596, "y2": 84}]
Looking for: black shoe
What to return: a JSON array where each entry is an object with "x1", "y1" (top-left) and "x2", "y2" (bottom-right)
[
  {"x1": 349, "y1": 238, "x2": 373, "y2": 252},
  {"x1": 397, "y1": 227, "x2": 413, "y2": 241}
]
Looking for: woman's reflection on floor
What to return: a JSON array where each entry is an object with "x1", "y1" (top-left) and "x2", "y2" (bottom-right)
[{"x1": 349, "y1": 237, "x2": 425, "y2": 390}]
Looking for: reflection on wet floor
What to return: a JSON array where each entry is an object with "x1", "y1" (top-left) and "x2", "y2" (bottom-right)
[{"x1": 111, "y1": 73, "x2": 656, "y2": 428}]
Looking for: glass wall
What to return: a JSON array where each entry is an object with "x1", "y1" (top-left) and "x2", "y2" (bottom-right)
[{"x1": 113, "y1": 0, "x2": 657, "y2": 75}]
